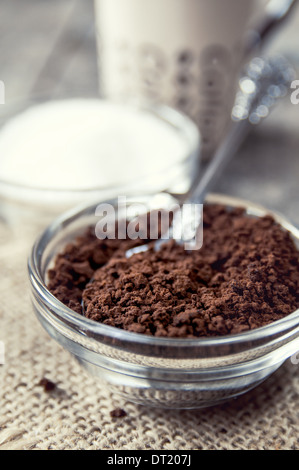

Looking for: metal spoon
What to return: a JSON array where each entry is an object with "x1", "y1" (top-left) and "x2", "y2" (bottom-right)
[
  {"x1": 125, "y1": 55, "x2": 295, "y2": 257},
  {"x1": 244, "y1": 0, "x2": 298, "y2": 57}
]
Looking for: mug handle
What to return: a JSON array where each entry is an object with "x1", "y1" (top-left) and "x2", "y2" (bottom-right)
[{"x1": 245, "y1": 0, "x2": 298, "y2": 56}]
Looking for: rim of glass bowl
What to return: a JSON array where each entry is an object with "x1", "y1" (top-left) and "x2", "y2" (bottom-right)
[
  {"x1": 28, "y1": 192, "x2": 299, "y2": 359},
  {"x1": 0, "y1": 96, "x2": 200, "y2": 201}
]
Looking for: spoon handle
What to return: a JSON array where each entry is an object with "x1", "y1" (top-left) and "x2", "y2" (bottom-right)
[
  {"x1": 188, "y1": 56, "x2": 294, "y2": 205},
  {"x1": 189, "y1": 119, "x2": 249, "y2": 205},
  {"x1": 245, "y1": 0, "x2": 298, "y2": 56}
]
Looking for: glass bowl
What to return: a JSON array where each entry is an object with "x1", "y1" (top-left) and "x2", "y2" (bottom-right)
[
  {"x1": 28, "y1": 193, "x2": 299, "y2": 409},
  {"x1": 0, "y1": 96, "x2": 200, "y2": 237}
]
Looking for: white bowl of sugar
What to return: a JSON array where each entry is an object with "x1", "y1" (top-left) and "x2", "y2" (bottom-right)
[{"x1": 0, "y1": 98, "x2": 200, "y2": 236}]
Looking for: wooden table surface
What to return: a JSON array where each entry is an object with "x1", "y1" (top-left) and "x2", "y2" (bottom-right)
[{"x1": 1, "y1": 0, "x2": 299, "y2": 223}]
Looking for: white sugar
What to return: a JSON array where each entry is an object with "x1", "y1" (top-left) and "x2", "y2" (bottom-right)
[{"x1": 0, "y1": 99, "x2": 189, "y2": 192}]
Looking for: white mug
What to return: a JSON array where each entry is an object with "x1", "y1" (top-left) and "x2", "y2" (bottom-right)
[{"x1": 95, "y1": 0, "x2": 294, "y2": 158}]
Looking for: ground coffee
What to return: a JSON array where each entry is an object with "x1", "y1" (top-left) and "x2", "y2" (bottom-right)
[
  {"x1": 48, "y1": 204, "x2": 299, "y2": 338},
  {"x1": 38, "y1": 378, "x2": 57, "y2": 393},
  {"x1": 110, "y1": 408, "x2": 127, "y2": 419}
]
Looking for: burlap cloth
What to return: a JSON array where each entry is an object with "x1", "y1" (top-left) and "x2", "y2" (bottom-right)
[{"x1": 0, "y1": 222, "x2": 298, "y2": 451}]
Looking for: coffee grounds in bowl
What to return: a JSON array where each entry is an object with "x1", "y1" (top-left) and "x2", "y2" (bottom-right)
[{"x1": 48, "y1": 204, "x2": 299, "y2": 338}]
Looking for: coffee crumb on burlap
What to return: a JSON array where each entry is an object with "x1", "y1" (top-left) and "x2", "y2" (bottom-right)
[
  {"x1": 110, "y1": 408, "x2": 127, "y2": 419},
  {"x1": 38, "y1": 378, "x2": 57, "y2": 392}
]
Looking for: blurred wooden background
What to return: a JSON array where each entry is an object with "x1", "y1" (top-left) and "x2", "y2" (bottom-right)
[
  {"x1": 1, "y1": 0, "x2": 299, "y2": 224},
  {"x1": 0, "y1": 0, "x2": 98, "y2": 100}
]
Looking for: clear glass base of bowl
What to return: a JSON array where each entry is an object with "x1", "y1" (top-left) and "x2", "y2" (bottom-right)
[{"x1": 75, "y1": 357, "x2": 284, "y2": 410}]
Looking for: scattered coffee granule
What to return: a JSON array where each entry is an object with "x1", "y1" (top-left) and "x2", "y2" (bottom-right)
[
  {"x1": 110, "y1": 408, "x2": 127, "y2": 418},
  {"x1": 38, "y1": 377, "x2": 57, "y2": 392},
  {"x1": 48, "y1": 204, "x2": 299, "y2": 338}
]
